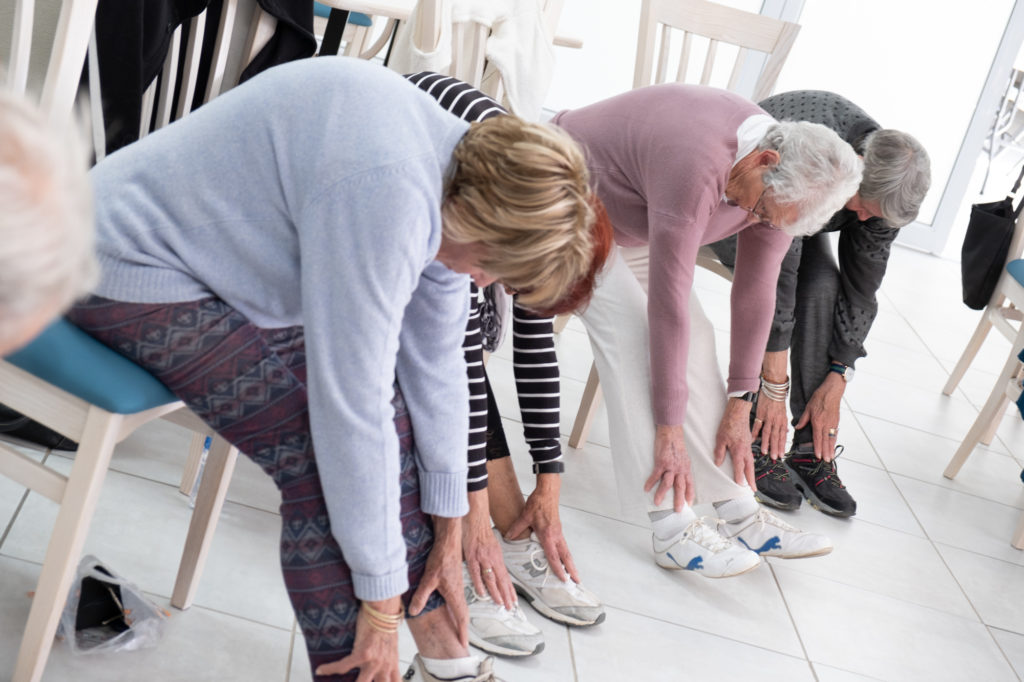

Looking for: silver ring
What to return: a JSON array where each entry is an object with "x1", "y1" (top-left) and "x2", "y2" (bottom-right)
[
  {"x1": 828, "y1": 428, "x2": 837, "y2": 437},
  {"x1": 483, "y1": 567, "x2": 494, "y2": 574},
  {"x1": 753, "y1": 417, "x2": 763, "y2": 424}
]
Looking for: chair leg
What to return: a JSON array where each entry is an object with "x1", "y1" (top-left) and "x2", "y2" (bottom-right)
[
  {"x1": 568, "y1": 363, "x2": 602, "y2": 449},
  {"x1": 171, "y1": 436, "x2": 239, "y2": 610},
  {"x1": 13, "y1": 409, "x2": 121, "y2": 682},
  {"x1": 553, "y1": 313, "x2": 572, "y2": 334},
  {"x1": 943, "y1": 314, "x2": 994, "y2": 395},
  {"x1": 979, "y1": 394, "x2": 1010, "y2": 446},
  {"x1": 944, "y1": 345, "x2": 1023, "y2": 479},
  {"x1": 1013, "y1": 510, "x2": 1024, "y2": 549},
  {"x1": 179, "y1": 431, "x2": 208, "y2": 495}
]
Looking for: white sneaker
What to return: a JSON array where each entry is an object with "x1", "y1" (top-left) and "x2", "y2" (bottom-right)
[
  {"x1": 652, "y1": 516, "x2": 762, "y2": 577},
  {"x1": 725, "y1": 507, "x2": 833, "y2": 558},
  {"x1": 404, "y1": 654, "x2": 503, "y2": 682},
  {"x1": 496, "y1": 530, "x2": 606, "y2": 627},
  {"x1": 462, "y1": 563, "x2": 544, "y2": 657}
]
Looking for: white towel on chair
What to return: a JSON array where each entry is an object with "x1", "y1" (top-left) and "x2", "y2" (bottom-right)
[{"x1": 389, "y1": 0, "x2": 554, "y2": 121}]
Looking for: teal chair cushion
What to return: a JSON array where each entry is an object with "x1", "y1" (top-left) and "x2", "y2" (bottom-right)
[
  {"x1": 4, "y1": 319, "x2": 177, "y2": 414},
  {"x1": 1008, "y1": 258, "x2": 1024, "y2": 286},
  {"x1": 313, "y1": 3, "x2": 372, "y2": 26}
]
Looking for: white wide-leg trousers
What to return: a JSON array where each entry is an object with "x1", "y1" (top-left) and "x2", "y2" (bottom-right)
[{"x1": 578, "y1": 245, "x2": 750, "y2": 515}]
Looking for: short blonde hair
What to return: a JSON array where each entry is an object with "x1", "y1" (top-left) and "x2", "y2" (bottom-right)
[
  {"x1": 442, "y1": 115, "x2": 596, "y2": 313},
  {"x1": 0, "y1": 91, "x2": 96, "y2": 343}
]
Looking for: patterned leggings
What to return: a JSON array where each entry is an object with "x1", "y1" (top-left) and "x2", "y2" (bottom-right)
[{"x1": 67, "y1": 296, "x2": 442, "y2": 681}]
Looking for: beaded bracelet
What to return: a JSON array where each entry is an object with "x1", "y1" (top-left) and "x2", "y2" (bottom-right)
[{"x1": 759, "y1": 375, "x2": 790, "y2": 402}]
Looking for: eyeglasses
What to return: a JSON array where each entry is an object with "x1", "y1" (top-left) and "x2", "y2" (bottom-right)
[{"x1": 727, "y1": 189, "x2": 781, "y2": 231}]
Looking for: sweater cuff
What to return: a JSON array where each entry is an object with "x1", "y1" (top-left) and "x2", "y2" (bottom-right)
[
  {"x1": 419, "y1": 470, "x2": 469, "y2": 517},
  {"x1": 726, "y1": 377, "x2": 760, "y2": 396},
  {"x1": 766, "y1": 327, "x2": 793, "y2": 354},
  {"x1": 352, "y1": 565, "x2": 410, "y2": 602}
]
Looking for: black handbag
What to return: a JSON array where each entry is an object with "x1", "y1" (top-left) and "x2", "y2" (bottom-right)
[
  {"x1": 961, "y1": 163, "x2": 1024, "y2": 310},
  {"x1": 0, "y1": 404, "x2": 78, "y2": 451}
]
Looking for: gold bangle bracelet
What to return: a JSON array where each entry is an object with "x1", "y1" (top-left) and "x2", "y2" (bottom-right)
[
  {"x1": 361, "y1": 602, "x2": 404, "y2": 624},
  {"x1": 362, "y1": 615, "x2": 399, "y2": 634}
]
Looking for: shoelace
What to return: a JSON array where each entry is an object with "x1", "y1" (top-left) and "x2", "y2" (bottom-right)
[
  {"x1": 803, "y1": 445, "x2": 846, "y2": 489},
  {"x1": 751, "y1": 507, "x2": 800, "y2": 533},
  {"x1": 684, "y1": 516, "x2": 734, "y2": 553},
  {"x1": 525, "y1": 544, "x2": 587, "y2": 595},
  {"x1": 755, "y1": 453, "x2": 790, "y2": 481}
]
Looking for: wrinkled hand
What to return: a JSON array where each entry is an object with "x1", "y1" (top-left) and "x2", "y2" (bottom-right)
[
  {"x1": 506, "y1": 474, "x2": 579, "y2": 583},
  {"x1": 644, "y1": 424, "x2": 694, "y2": 511},
  {"x1": 714, "y1": 399, "x2": 757, "y2": 490},
  {"x1": 752, "y1": 392, "x2": 788, "y2": 460},
  {"x1": 409, "y1": 516, "x2": 468, "y2": 648},
  {"x1": 315, "y1": 597, "x2": 400, "y2": 681},
  {"x1": 463, "y1": 490, "x2": 516, "y2": 608},
  {"x1": 795, "y1": 373, "x2": 845, "y2": 461}
]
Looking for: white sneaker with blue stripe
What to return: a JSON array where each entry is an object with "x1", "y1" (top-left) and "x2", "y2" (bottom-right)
[
  {"x1": 652, "y1": 517, "x2": 761, "y2": 578},
  {"x1": 725, "y1": 507, "x2": 833, "y2": 559}
]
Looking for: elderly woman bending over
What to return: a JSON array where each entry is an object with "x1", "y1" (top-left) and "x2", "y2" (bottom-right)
[
  {"x1": 553, "y1": 83, "x2": 862, "y2": 578},
  {"x1": 67, "y1": 57, "x2": 599, "y2": 682},
  {"x1": 710, "y1": 90, "x2": 931, "y2": 519}
]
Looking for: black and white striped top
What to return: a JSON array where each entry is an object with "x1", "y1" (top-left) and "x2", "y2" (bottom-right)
[{"x1": 406, "y1": 72, "x2": 564, "y2": 491}]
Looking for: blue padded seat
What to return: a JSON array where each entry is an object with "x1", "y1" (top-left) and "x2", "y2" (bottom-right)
[
  {"x1": 313, "y1": 3, "x2": 372, "y2": 25},
  {"x1": 1008, "y1": 258, "x2": 1024, "y2": 286},
  {"x1": 4, "y1": 318, "x2": 176, "y2": 414}
]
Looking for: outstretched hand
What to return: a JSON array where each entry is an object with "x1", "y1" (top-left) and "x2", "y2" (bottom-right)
[
  {"x1": 714, "y1": 398, "x2": 756, "y2": 490},
  {"x1": 505, "y1": 474, "x2": 579, "y2": 583},
  {"x1": 645, "y1": 424, "x2": 694, "y2": 511}
]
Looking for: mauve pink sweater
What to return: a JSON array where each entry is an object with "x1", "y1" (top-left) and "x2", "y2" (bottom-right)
[{"x1": 553, "y1": 84, "x2": 793, "y2": 425}]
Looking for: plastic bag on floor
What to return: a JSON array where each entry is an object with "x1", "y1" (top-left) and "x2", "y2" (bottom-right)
[{"x1": 57, "y1": 555, "x2": 170, "y2": 654}]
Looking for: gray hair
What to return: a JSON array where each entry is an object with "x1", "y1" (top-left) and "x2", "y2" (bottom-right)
[
  {"x1": 860, "y1": 129, "x2": 931, "y2": 227},
  {"x1": 758, "y1": 121, "x2": 863, "y2": 237},
  {"x1": 0, "y1": 90, "x2": 96, "y2": 346}
]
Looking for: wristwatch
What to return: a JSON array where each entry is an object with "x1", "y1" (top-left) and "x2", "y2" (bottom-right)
[{"x1": 828, "y1": 361, "x2": 855, "y2": 383}]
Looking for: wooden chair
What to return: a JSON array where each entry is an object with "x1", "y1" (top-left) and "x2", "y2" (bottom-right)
[
  {"x1": 567, "y1": 0, "x2": 800, "y2": 449},
  {"x1": 1, "y1": 322, "x2": 240, "y2": 682},
  {"x1": 943, "y1": 259, "x2": 1024, "y2": 549},
  {"x1": 315, "y1": 0, "x2": 418, "y2": 62},
  {"x1": 942, "y1": 204, "x2": 1024, "y2": 421}
]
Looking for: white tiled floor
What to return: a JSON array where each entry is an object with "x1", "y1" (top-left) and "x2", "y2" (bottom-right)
[{"x1": 3, "y1": 242, "x2": 1024, "y2": 681}]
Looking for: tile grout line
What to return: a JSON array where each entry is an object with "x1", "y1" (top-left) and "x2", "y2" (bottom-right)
[
  {"x1": 765, "y1": 562, "x2": 817, "y2": 682},
  {"x1": 0, "y1": 449, "x2": 53, "y2": 552},
  {"x1": 565, "y1": 624, "x2": 579, "y2": 682},
  {"x1": 849, "y1": 294, "x2": 1015, "y2": 656},
  {"x1": 985, "y1": 625, "x2": 1024, "y2": 682},
  {"x1": 284, "y1": 619, "x2": 298, "y2": 682},
  {"x1": 600, "y1": 600, "x2": 812, "y2": 666}
]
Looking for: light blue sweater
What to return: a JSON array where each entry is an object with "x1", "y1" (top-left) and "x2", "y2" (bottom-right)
[{"x1": 89, "y1": 57, "x2": 471, "y2": 600}]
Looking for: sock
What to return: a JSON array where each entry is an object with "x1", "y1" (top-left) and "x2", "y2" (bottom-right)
[
  {"x1": 648, "y1": 506, "x2": 697, "y2": 539},
  {"x1": 713, "y1": 494, "x2": 759, "y2": 524},
  {"x1": 420, "y1": 655, "x2": 481, "y2": 680}
]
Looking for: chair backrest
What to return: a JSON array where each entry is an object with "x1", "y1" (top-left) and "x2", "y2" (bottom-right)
[
  {"x1": 634, "y1": 0, "x2": 800, "y2": 282},
  {"x1": 447, "y1": 0, "x2": 567, "y2": 109},
  {"x1": 88, "y1": 0, "x2": 264, "y2": 160},
  {"x1": 6, "y1": 0, "x2": 99, "y2": 124},
  {"x1": 633, "y1": 0, "x2": 800, "y2": 102}
]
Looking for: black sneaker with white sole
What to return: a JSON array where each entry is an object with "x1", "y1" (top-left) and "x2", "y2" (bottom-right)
[
  {"x1": 752, "y1": 440, "x2": 802, "y2": 511},
  {"x1": 783, "y1": 443, "x2": 857, "y2": 518}
]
